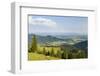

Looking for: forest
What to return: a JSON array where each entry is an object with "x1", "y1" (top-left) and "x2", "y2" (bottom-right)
[{"x1": 28, "y1": 34, "x2": 88, "y2": 61}]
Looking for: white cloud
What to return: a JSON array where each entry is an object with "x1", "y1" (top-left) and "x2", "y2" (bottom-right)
[{"x1": 29, "y1": 16, "x2": 57, "y2": 28}]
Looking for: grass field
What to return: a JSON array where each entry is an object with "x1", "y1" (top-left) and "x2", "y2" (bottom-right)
[{"x1": 28, "y1": 52, "x2": 60, "y2": 61}]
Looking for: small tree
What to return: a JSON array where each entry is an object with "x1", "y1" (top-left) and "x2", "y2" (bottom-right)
[
  {"x1": 30, "y1": 35, "x2": 37, "y2": 52},
  {"x1": 57, "y1": 50, "x2": 62, "y2": 58},
  {"x1": 61, "y1": 51, "x2": 68, "y2": 59},
  {"x1": 68, "y1": 51, "x2": 73, "y2": 59},
  {"x1": 50, "y1": 48, "x2": 55, "y2": 56},
  {"x1": 43, "y1": 47, "x2": 46, "y2": 55},
  {"x1": 77, "y1": 50, "x2": 86, "y2": 58}
]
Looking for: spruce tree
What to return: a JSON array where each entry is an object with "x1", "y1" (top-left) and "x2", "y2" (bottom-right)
[
  {"x1": 43, "y1": 47, "x2": 46, "y2": 55},
  {"x1": 50, "y1": 48, "x2": 55, "y2": 56},
  {"x1": 57, "y1": 50, "x2": 62, "y2": 58},
  {"x1": 61, "y1": 51, "x2": 68, "y2": 59},
  {"x1": 30, "y1": 34, "x2": 37, "y2": 52}
]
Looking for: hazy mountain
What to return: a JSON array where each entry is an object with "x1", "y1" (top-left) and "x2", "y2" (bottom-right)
[
  {"x1": 28, "y1": 34, "x2": 87, "y2": 46},
  {"x1": 73, "y1": 41, "x2": 88, "y2": 50},
  {"x1": 28, "y1": 34, "x2": 66, "y2": 44},
  {"x1": 29, "y1": 32, "x2": 87, "y2": 36}
]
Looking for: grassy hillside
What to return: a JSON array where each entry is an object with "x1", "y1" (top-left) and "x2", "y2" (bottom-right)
[
  {"x1": 28, "y1": 52, "x2": 60, "y2": 60},
  {"x1": 28, "y1": 34, "x2": 88, "y2": 61}
]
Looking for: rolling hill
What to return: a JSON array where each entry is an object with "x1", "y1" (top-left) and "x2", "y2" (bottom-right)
[
  {"x1": 73, "y1": 41, "x2": 88, "y2": 50},
  {"x1": 28, "y1": 34, "x2": 87, "y2": 46}
]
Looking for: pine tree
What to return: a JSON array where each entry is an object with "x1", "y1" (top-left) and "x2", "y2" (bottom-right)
[
  {"x1": 43, "y1": 47, "x2": 46, "y2": 55},
  {"x1": 61, "y1": 51, "x2": 68, "y2": 59},
  {"x1": 30, "y1": 35, "x2": 37, "y2": 52},
  {"x1": 50, "y1": 48, "x2": 55, "y2": 56},
  {"x1": 57, "y1": 50, "x2": 62, "y2": 58},
  {"x1": 77, "y1": 50, "x2": 86, "y2": 58}
]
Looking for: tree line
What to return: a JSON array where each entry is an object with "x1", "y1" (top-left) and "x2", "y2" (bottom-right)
[{"x1": 28, "y1": 35, "x2": 87, "y2": 59}]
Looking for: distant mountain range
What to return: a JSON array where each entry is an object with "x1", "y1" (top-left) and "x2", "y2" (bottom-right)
[
  {"x1": 29, "y1": 32, "x2": 87, "y2": 36},
  {"x1": 28, "y1": 34, "x2": 88, "y2": 53},
  {"x1": 28, "y1": 34, "x2": 87, "y2": 45},
  {"x1": 28, "y1": 34, "x2": 65, "y2": 44}
]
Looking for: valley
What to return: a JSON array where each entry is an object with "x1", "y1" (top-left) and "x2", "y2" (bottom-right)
[{"x1": 28, "y1": 33, "x2": 88, "y2": 61}]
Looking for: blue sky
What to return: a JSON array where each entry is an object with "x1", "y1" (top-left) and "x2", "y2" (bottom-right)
[{"x1": 28, "y1": 15, "x2": 88, "y2": 35}]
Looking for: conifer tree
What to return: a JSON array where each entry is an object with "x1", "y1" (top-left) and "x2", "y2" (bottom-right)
[
  {"x1": 61, "y1": 51, "x2": 68, "y2": 59},
  {"x1": 43, "y1": 47, "x2": 46, "y2": 55},
  {"x1": 30, "y1": 34, "x2": 37, "y2": 52},
  {"x1": 57, "y1": 50, "x2": 62, "y2": 58},
  {"x1": 50, "y1": 48, "x2": 55, "y2": 56}
]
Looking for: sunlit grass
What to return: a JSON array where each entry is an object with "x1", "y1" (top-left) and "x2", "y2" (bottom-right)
[{"x1": 28, "y1": 52, "x2": 60, "y2": 61}]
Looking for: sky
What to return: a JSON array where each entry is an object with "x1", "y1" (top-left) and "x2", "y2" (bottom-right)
[{"x1": 28, "y1": 15, "x2": 88, "y2": 35}]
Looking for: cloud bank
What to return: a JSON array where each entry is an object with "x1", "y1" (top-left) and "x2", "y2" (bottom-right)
[{"x1": 29, "y1": 16, "x2": 57, "y2": 28}]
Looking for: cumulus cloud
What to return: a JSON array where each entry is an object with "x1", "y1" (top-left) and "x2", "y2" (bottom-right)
[{"x1": 29, "y1": 16, "x2": 57, "y2": 28}]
